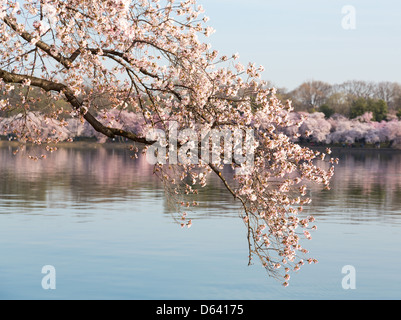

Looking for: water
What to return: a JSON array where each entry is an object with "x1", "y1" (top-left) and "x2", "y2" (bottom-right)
[{"x1": 0, "y1": 143, "x2": 401, "y2": 300}]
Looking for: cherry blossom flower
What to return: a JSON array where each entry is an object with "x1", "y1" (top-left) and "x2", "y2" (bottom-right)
[{"x1": 0, "y1": 0, "x2": 336, "y2": 285}]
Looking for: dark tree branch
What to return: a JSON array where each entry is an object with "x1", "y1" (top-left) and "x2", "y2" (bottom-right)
[
  {"x1": 0, "y1": 68, "x2": 154, "y2": 145},
  {"x1": 3, "y1": 15, "x2": 73, "y2": 69}
]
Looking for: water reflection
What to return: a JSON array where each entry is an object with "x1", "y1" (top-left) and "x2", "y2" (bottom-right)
[
  {"x1": 308, "y1": 148, "x2": 401, "y2": 224},
  {"x1": 0, "y1": 144, "x2": 156, "y2": 214},
  {"x1": 0, "y1": 143, "x2": 239, "y2": 218},
  {"x1": 1, "y1": 143, "x2": 401, "y2": 222}
]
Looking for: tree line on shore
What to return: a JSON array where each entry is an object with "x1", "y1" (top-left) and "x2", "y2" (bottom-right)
[
  {"x1": 1, "y1": 108, "x2": 401, "y2": 149},
  {"x1": 2, "y1": 79, "x2": 401, "y2": 148},
  {"x1": 274, "y1": 79, "x2": 401, "y2": 121}
]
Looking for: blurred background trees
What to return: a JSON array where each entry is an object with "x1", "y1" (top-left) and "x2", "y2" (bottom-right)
[
  {"x1": 274, "y1": 79, "x2": 401, "y2": 121},
  {"x1": 3, "y1": 79, "x2": 400, "y2": 121}
]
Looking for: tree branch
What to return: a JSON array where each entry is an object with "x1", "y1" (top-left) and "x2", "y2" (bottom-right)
[
  {"x1": 2, "y1": 15, "x2": 73, "y2": 69},
  {"x1": 0, "y1": 68, "x2": 154, "y2": 145}
]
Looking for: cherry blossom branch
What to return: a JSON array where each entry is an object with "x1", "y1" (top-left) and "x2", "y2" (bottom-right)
[
  {"x1": 2, "y1": 15, "x2": 73, "y2": 69},
  {"x1": 0, "y1": 0, "x2": 334, "y2": 287},
  {"x1": 0, "y1": 68, "x2": 154, "y2": 145}
]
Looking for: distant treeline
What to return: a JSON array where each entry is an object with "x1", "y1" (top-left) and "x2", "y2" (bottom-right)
[
  {"x1": 2, "y1": 109, "x2": 401, "y2": 150},
  {"x1": 273, "y1": 80, "x2": 401, "y2": 121},
  {"x1": 2, "y1": 79, "x2": 401, "y2": 149},
  {"x1": 2, "y1": 79, "x2": 401, "y2": 122}
]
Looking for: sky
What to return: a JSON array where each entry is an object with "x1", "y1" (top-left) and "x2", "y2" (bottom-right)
[{"x1": 198, "y1": 0, "x2": 401, "y2": 90}]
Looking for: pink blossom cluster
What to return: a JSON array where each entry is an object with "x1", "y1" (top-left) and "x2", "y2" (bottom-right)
[
  {"x1": 0, "y1": 111, "x2": 70, "y2": 143},
  {"x1": 0, "y1": 110, "x2": 145, "y2": 143},
  {"x1": 66, "y1": 109, "x2": 146, "y2": 143},
  {"x1": 281, "y1": 112, "x2": 401, "y2": 148},
  {"x1": 0, "y1": 0, "x2": 336, "y2": 285}
]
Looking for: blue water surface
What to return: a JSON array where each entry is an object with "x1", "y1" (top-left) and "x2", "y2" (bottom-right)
[{"x1": 1, "y1": 144, "x2": 401, "y2": 299}]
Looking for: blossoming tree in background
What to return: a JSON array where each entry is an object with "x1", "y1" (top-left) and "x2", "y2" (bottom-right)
[{"x1": 0, "y1": 0, "x2": 335, "y2": 286}]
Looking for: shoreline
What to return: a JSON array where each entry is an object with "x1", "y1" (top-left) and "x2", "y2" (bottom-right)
[
  {"x1": 1, "y1": 139, "x2": 401, "y2": 154},
  {"x1": 0, "y1": 139, "x2": 133, "y2": 150},
  {"x1": 302, "y1": 143, "x2": 399, "y2": 150}
]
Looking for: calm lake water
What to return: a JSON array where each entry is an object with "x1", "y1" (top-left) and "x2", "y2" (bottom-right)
[{"x1": 1, "y1": 143, "x2": 401, "y2": 300}]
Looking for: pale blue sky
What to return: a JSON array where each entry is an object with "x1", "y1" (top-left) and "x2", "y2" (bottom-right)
[{"x1": 199, "y1": 0, "x2": 401, "y2": 90}]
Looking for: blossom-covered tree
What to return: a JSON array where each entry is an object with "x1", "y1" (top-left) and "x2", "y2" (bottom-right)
[{"x1": 0, "y1": 0, "x2": 335, "y2": 286}]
